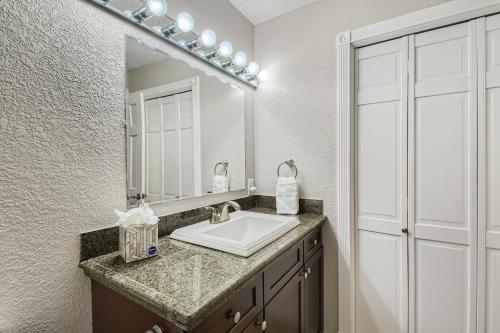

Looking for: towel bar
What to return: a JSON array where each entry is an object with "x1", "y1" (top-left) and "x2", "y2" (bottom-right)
[
  {"x1": 277, "y1": 159, "x2": 298, "y2": 178},
  {"x1": 214, "y1": 160, "x2": 229, "y2": 176}
]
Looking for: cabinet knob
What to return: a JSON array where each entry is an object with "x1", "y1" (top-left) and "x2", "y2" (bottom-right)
[
  {"x1": 145, "y1": 325, "x2": 162, "y2": 333},
  {"x1": 299, "y1": 270, "x2": 308, "y2": 279},
  {"x1": 402, "y1": 227, "x2": 408, "y2": 234},
  {"x1": 255, "y1": 319, "x2": 267, "y2": 331},
  {"x1": 307, "y1": 267, "x2": 311, "y2": 274},
  {"x1": 227, "y1": 310, "x2": 241, "y2": 324},
  {"x1": 314, "y1": 239, "x2": 318, "y2": 246}
]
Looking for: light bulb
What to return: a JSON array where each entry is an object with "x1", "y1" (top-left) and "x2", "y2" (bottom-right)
[
  {"x1": 233, "y1": 51, "x2": 247, "y2": 67},
  {"x1": 258, "y1": 69, "x2": 270, "y2": 81},
  {"x1": 200, "y1": 29, "x2": 217, "y2": 48},
  {"x1": 147, "y1": 0, "x2": 168, "y2": 16},
  {"x1": 176, "y1": 12, "x2": 194, "y2": 33},
  {"x1": 217, "y1": 41, "x2": 233, "y2": 58},
  {"x1": 247, "y1": 62, "x2": 260, "y2": 75}
]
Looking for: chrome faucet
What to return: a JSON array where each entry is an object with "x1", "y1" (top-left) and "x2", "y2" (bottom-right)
[{"x1": 205, "y1": 201, "x2": 241, "y2": 224}]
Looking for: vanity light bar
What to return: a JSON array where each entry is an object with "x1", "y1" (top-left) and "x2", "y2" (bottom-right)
[{"x1": 92, "y1": 0, "x2": 267, "y2": 87}]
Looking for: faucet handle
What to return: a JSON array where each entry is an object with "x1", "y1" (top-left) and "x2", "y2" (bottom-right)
[{"x1": 204, "y1": 206, "x2": 219, "y2": 223}]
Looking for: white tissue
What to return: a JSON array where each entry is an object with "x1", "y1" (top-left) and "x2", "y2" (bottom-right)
[{"x1": 114, "y1": 204, "x2": 159, "y2": 226}]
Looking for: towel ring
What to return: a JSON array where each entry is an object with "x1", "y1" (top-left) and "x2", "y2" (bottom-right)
[
  {"x1": 214, "y1": 160, "x2": 229, "y2": 176},
  {"x1": 277, "y1": 159, "x2": 298, "y2": 178}
]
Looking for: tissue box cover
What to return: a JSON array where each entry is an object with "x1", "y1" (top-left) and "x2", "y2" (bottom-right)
[{"x1": 119, "y1": 222, "x2": 158, "y2": 263}]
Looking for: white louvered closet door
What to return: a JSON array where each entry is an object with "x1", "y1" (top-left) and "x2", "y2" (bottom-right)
[
  {"x1": 408, "y1": 21, "x2": 477, "y2": 333},
  {"x1": 354, "y1": 37, "x2": 409, "y2": 333},
  {"x1": 145, "y1": 91, "x2": 196, "y2": 202},
  {"x1": 478, "y1": 14, "x2": 500, "y2": 333}
]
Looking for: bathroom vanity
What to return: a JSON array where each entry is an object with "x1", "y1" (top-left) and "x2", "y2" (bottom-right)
[{"x1": 80, "y1": 209, "x2": 324, "y2": 333}]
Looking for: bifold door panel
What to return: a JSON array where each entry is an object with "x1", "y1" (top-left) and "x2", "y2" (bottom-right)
[
  {"x1": 355, "y1": 37, "x2": 408, "y2": 333},
  {"x1": 355, "y1": 19, "x2": 482, "y2": 333},
  {"x1": 409, "y1": 21, "x2": 477, "y2": 333}
]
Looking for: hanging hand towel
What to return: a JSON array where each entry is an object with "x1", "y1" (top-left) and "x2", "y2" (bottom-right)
[
  {"x1": 276, "y1": 176, "x2": 299, "y2": 215},
  {"x1": 213, "y1": 175, "x2": 229, "y2": 194}
]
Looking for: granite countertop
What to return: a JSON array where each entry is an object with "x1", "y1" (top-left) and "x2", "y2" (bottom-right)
[{"x1": 79, "y1": 208, "x2": 326, "y2": 331}]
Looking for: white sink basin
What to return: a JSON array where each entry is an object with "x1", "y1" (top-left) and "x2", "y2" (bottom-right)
[{"x1": 169, "y1": 210, "x2": 300, "y2": 257}]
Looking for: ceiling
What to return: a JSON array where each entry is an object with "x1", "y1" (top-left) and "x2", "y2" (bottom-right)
[
  {"x1": 229, "y1": 0, "x2": 321, "y2": 25},
  {"x1": 126, "y1": 38, "x2": 170, "y2": 70}
]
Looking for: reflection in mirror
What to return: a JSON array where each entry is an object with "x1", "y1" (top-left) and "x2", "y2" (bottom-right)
[{"x1": 125, "y1": 36, "x2": 246, "y2": 207}]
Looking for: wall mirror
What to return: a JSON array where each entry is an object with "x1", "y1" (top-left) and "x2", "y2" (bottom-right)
[{"x1": 126, "y1": 36, "x2": 246, "y2": 207}]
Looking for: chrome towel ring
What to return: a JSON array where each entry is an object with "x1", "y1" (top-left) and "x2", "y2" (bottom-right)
[
  {"x1": 214, "y1": 160, "x2": 229, "y2": 176},
  {"x1": 277, "y1": 159, "x2": 298, "y2": 178}
]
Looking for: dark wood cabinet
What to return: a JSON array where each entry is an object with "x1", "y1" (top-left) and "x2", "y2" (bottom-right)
[
  {"x1": 90, "y1": 226, "x2": 323, "y2": 333},
  {"x1": 91, "y1": 280, "x2": 183, "y2": 333},
  {"x1": 264, "y1": 268, "x2": 305, "y2": 333},
  {"x1": 304, "y1": 248, "x2": 323, "y2": 333}
]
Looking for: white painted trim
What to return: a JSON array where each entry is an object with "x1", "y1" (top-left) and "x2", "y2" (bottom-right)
[
  {"x1": 407, "y1": 34, "x2": 416, "y2": 333},
  {"x1": 139, "y1": 92, "x2": 146, "y2": 195},
  {"x1": 350, "y1": 0, "x2": 500, "y2": 47},
  {"x1": 191, "y1": 77, "x2": 202, "y2": 197},
  {"x1": 336, "y1": 30, "x2": 355, "y2": 333},
  {"x1": 336, "y1": 1, "x2": 500, "y2": 332},
  {"x1": 469, "y1": 19, "x2": 480, "y2": 333},
  {"x1": 477, "y1": 16, "x2": 487, "y2": 333}
]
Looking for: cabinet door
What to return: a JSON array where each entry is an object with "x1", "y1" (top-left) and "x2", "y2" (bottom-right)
[
  {"x1": 265, "y1": 269, "x2": 305, "y2": 333},
  {"x1": 91, "y1": 281, "x2": 182, "y2": 333},
  {"x1": 408, "y1": 20, "x2": 477, "y2": 333},
  {"x1": 355, "y1": 36, "x2": 409, "y2": 333},
  {"x1": 304, "y1": 249, "x2": 323, "y2": 333}
]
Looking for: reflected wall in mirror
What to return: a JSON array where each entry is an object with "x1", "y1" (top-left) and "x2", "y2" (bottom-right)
[{"x1": 126, "y1": 37, "x2": 246, "y2": 207}]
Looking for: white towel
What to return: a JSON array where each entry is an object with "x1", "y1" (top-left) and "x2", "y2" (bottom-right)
[
  {"x1": 212, "y1": 175, "x2": 229, "y2": 194},
  {"x1": 276, "y1": 176, "x2": 299, "y2": 215}
]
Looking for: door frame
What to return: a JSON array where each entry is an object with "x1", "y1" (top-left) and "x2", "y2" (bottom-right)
[
  {"x1": 131, "y1": 77, "x2": 202, "y2": 199},
  {"x1": 336, "y1": 1, "x2": 500, "y2": 332}
]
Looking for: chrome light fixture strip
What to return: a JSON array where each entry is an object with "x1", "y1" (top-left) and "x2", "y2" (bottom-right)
[{"x1": 88, "y1": 0, "x2": 259, "y2": 88}]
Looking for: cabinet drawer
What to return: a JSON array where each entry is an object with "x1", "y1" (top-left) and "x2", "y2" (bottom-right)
[
  {"x1": 263, "y1": 241, "x2": 303, "y2": 303},
  {"x1": 304, "y1": 227, "x2": 322, "y2": 260},
  {"x1": 194, "y1": 274, "x2": 263, "y2": 333}
]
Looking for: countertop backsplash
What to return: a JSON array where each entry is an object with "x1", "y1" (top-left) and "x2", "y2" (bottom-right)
[{"x1": 80, "y1": 195, "x2": 322, "y2": 262}]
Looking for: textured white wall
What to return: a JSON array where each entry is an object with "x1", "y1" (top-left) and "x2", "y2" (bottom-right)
[
  {"x1": 254, "y1": 0, "x2": 450, "y2": 331},
  {"x1": 0, "y1": 1, "x2": 253, "y2": 332}
]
